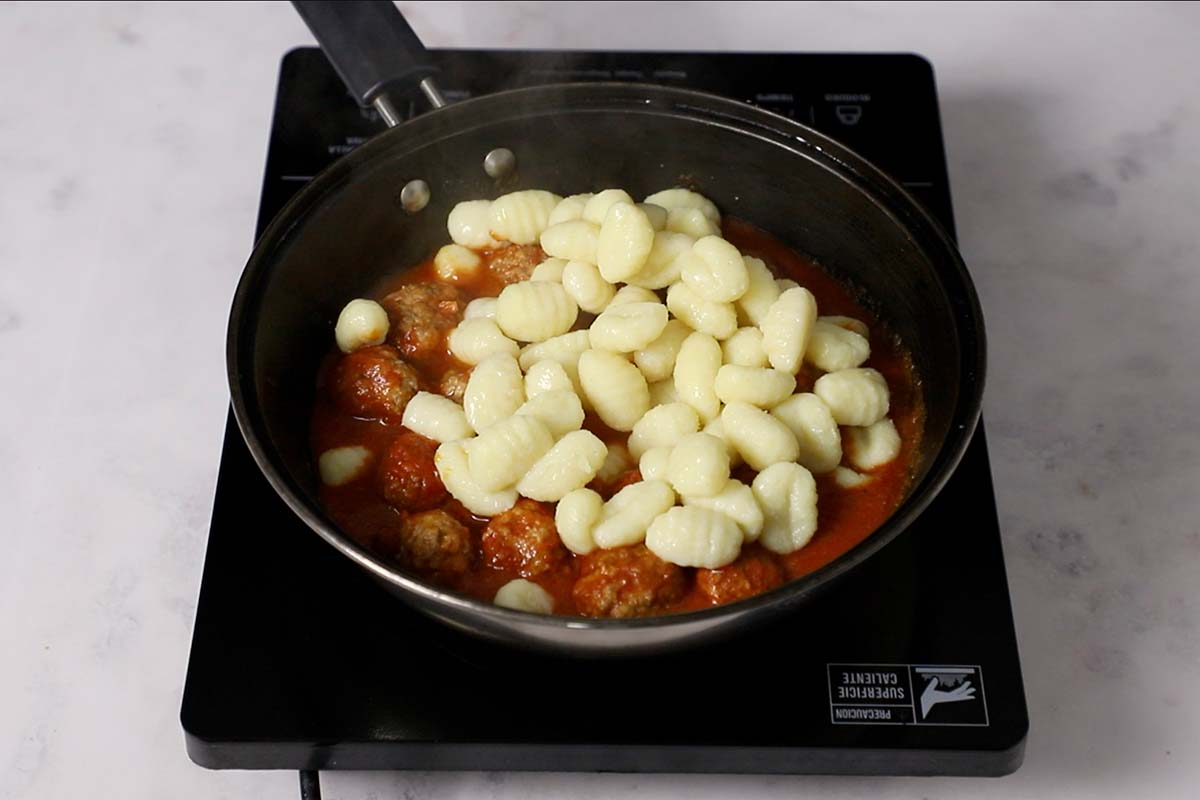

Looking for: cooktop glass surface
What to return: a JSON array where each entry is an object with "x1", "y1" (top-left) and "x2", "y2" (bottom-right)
[{"x1": 182, "y1": 48, "x2": 1027, "y2": 777}]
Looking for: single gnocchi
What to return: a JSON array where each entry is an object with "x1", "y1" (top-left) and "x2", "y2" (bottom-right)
[
  {"x1": 805, "y1": 320, "x2": 871, "y2": 372},
  {"x1": 721, "y1": 327, "x2": 769, "y2": 368},
  {"x1": 464, "y1": 297, "x2": 498, "y2": 320},
  {"x1": 435, "y1": 440, "x2": 518, "y2": 517},
  {"x1": 596, "y1": 202, "x2": 656, "y2": 282},
  {"x1": 680, "y1": 236, "x2": 749, "y2": 303},
  {"x1": 752, "y1": 462, "x2": 818, "y2": 555},
  {"x1": 448, "y1": 318, "x2": 519, "y2": 365},
  {"x1": 714, "y1": 364, "x2": 796, "y2": 408},
  {"x1": 524, "y1": 360, "x2": 573, "y2": 398},
  {"x1": 401, "y1": 391, "x2": 474, "y2": 443},
  {"x1": 666, "y1": 282, "x2": 737, "y2": 341},
  {"x1": 588, "y1": 302, "x2": 669, "y2": 353},
  {"x1": 562, "y1": 260, "x2": 616, "y2": 313},
  {"x1": 555, "y1": 487, "x2": 604, "y2": 554},
  {"x1": 495, "y1": 280, "x2": 578, "y2": 343},
  {"x1": 845, "y1": 418, "x2": 901, "y2": 470},
  {"x1": 530, "y1": 257, "x2": 568, "y2": 282},
  {"x1": 627, "y1": 402, "x2": 701, "y2": 460},
  {"x1": 547, "y1": 193, "x2": 593, "y2": 226},
  {"x1": 463, "y1": 353, "x2": 525, "y2": 432},
  {"x1": 607, "y1": 285, "x2": 660, "y2": 308},
  {"x1": 466, "y1": 414, "x2": 555, "y2": 491},
  {"x1": 494, "y1": 579, "x2": 554, "y2": 613},
  {"x1": 583, "y1": 189, "x2": 636, "y2": 225},
  {"x1": 540, "y1": 220, "x2": 600, "y2": 263},
  {"x1": 813, "y1": 368, "x2": 890, "y2": 426},
  {"x1": 720, "y1": 402, "x2": 800, "y2": 471},
  {"x1": 318, "y1": 445, "x2": 372, "y2": 486},
  {"x1": 770, "y1": 393, "x2": 842, "y2": 474},
  {"x1": 447, "y1": 199, "x2": 500, "y2": 249},
  {"x1": 645, "y1": 506, "x2": 743, "y2": 569},
  {"x1": 490, "y1": 190, "x2": 562, "y2": 244},
  {"x1": 667, "y1": 432, "x2": 731, "y2": 498},
  {"x1": 665, "y1": 207, "x2": 721, "y2": 238},
  {"x1": 578, "y1": 349, "x2": 650, "y2": 432},
  {"x1": 673, "y1": 331, "x2": 723, "y2": 424},
  {"x1": 515, "y1": 389, "x2": 585, "y2": 438},
  {"x1": 335, "y1": 298, "x2": 390, "y2": 354},
  {"x1": 683, "y1": 479, "x2": 763, "y2": 541},
  {"x1": 643, "y1": 188, "x2": 721, "y2": 223},
  {"x1": 592, "y1": 479, "x2": 677, "y2": 549},
  {"x1": 626, "y1": 231, "x2": 693, "y2": 289},
  {"x1": 516, "y1": 429, "x2": 608, "y2": 502},
  {"x1": 760, "y1": 286, "x2": 818, "y2": 372},
  {"x1": 433, "y1": 244, "x2": 482, "y2": 283},
  {"x1": 735, "y1": 257, "x2": 781, "y2": 326},
  {"x1": 634, "y1": 319, "x2": 692, "y2": 383},
  {"x1": 638, "y1": 446, "x2": 672, "y2": 482}
]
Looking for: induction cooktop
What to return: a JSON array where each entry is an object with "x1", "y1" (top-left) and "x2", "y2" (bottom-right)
[{"x1": 182, "y1": 48, "x2": 1027, "y2": 795}]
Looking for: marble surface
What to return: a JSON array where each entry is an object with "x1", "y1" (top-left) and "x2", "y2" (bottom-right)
[{"x1": 2, "y1": 1, "x2": 1198, "y2": 798}]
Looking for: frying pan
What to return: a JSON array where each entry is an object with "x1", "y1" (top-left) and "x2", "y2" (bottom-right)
[{"x1": 227, "y1": 1, "x2": 985, "y2": 655}]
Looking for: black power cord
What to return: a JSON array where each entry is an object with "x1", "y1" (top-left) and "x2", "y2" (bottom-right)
[{"x1": 299, "y1": 770, "x2": 322, "y2": 800}]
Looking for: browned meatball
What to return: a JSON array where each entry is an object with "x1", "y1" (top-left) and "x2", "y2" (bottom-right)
[
  {"x1": 695, "y1": 549, "x2": 785, "y2": 605},
  {"x1": 481, "y1": 499, "x2": 566, "y2": 577},
  {"x1": 381, "y1": 282, "x2": 463, "y2": 360},
  {"x1": 487, "y1": 244, "x2": 545, "y2": 285},
  {"x1": 393, "y1": 509, "x2": 472, "y2": 575},
  {"x1": 573, "y1": 544, "x2": 686, "y2": 618},
  {"x1": 439, "y1": 368, "x2": 470, "y2": 403},
  {"x1": 331, "y1": 344, "x2": 420, "y2": 422},
  {"x1": 378, "y1": 431, "x2": 446, "y2": 511}
]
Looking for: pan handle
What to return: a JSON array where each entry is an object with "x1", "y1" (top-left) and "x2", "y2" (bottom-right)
[{"x1": 291, "y1": 0, "x2": 445, "y2": 126}]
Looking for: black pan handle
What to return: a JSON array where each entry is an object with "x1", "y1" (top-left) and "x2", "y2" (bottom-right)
[{"x1": 291, "y1": 0, "x2": 445, "y2": 126}]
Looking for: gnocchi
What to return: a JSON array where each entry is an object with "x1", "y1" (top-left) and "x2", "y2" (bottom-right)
[
  {"x1": 464, "y1": 296, "x2": 498, "y2": 319},
  {"x1": 463, "y1": 353, "x2": 525, "y2": 433},
  {"x1": 588, "y1": 302, "x2": 669, "y2": 353},
  {"x1": 770, "y1": 393, "x2": 842, "y2": 474},
  {"x1": 805, "y1": 320, "x2": 870, "y2": 372},
  {"x1": 435, "y1": 440, "x2": 518, "y2": 517},
  {"x1": 627, "y1": 402, "x2": 701, "y2": 460},
  {"x1": 495, "y1": 280, "x2": 578, "y2": 343},
  {"x1": 645, "y1": 506, "x2": 743, "y2": 569},
  {"x1": 713, "y1": 364, "x2": 796, "y2": 408},
  {"x1": 578, "y1": 349, "x2": 650, "y2": 432},
  {"x1": 720, "y1": 401, "x2": 800, "y2": 470},
  {"x1": 583, "y1": 189, "x2": 636, "y2": 225},
  {"x1": 607, "y1": 285, "x2": 660, "y2": 308},
  {"x1": 643, "y1": 188, "x2": 721, "y2": 224},
  {"x1": 562, "y1": 260, "x2": 616, "y2": 313},
  {"x1": 540, "y1": 220, "x2": 600, "y2": 263},
  {"x1": 760, "y1": 286, "x2": 818, "y2": 372},
  {"x1": 667, "y1": 432, "x2": 731, "y2": 498},
  {"x1": 592, "y1": 479, "x2": 676, "y2": 549},
  {"x1": 318, "y1": 445, "x2": 372, "y2": 486},
  {"x1": 400, "y1": 391, "x2": 474, "y2": 443},
  {"x1": 447, "y1": 317, "x2": 519, "y2": 365},
  {"x1": 845, "y1": 418, "x2": 901, "y2": 470},
  {"x1": 490, "y1": 190, "x2": 562, "y2": 244},
  {"x1": 596, "y1": 202, "x2": 656, "y2": 282},
  {"x1": 494, "y1": 579, "x2": 555, "y2": 613},
  {"x1": 637, "y1": 202, "x2": 668, "y2": 231},
  {"x1": 335, "y1": 298, "x2": 390, "y2": 354},
  {"x1": 752, "y1": 462, "x2": 818, "y2": 555},
  {"x1": 466, "y1": 414, "x2": 555, "y2": 491},
  {"x1": 433, "y1": 243, "x2": 482, "y2": 283},
  {"x1": 666, "y1": 207, "x2": 721, "y2": 238},
  {"x1": 648, "y1": 378, "x2": 681, "y2": 407},
  {"x1": 735, "y1": 257, "x2": 781, "y2": 326},
  {"x1": 666, "y1": 282, "x2": 738, "y2": 340},
  {"x1": 555, "y1": 488, "x2": 604, "y2": 554},
  {"x1": 530, "y1": 257, "x2": 568, "y2": 282},
  {"x1": 638, "y1": 446, "x2": 672, "y2": 482},
  {"x1": 448, "y1": 199, "x2": 500, "y2": 249},
  {"x1": 515, "y1": 389, "x2": 585, "y2": 438},
  {"x1": 633, "y1": 319, "x2": 692, "y2": 383},
  {"x1": 516, "y1": 429, "x2": 608, "y2": 502},
  {"x1": 683, "y1": 479, "x2": 764, "y2": 542},
  {"x1": 680, "y1": 236, "x2": 749, "y2": 303},
  {"x1": 673, "y1": 331, "x2": 723, "y2": 423},
  {"x1": 547, "y1": 193, "x2": 593, "y2": 226},
  {"x1": 812, "y1": 367, "x2": 890, "y2": 426},
  {"x1": 720, "y1": 326, "x2": 769, "y2": 368},
  {"x1": 626, "y1": 231, "x2": 693, "y2": 289},
  {"x1": 524, "y1": 360, "x2": 573, "y2": 398}
]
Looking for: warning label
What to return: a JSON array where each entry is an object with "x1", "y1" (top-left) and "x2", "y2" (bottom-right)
[{"x1": 827, "y1": 664, "x2": 988, "y2": 727}]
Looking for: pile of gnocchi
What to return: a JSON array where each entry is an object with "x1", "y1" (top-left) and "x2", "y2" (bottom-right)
[{"x1": 331, "y1": 187, "x2": 903, "y2": 614}]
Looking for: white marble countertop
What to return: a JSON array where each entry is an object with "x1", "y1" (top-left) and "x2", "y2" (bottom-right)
[{"x1": 3, "y1": 1, "x2": 1199, "y2": 798}]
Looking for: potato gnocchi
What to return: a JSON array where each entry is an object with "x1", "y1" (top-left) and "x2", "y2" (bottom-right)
[{"x1": 319, "y1": 184, "x2": 920, "y2": 618}]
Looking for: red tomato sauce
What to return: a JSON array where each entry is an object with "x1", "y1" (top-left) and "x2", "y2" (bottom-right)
[{"x1": 310, "y1": 219, "x2": 924, "y2": 616}]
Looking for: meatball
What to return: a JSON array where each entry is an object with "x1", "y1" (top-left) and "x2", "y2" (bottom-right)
[
  {"x1": 439, "y1": 368, "x2": 470, "y2": 403},
  {"x1": 572, "y1": 544, "x2": 686, "y2": 618},
  {"x1": 381, "y1": 282, "x2": 463, "y2": 360},
  {"x1": 392, "y1": 509, "x2": 472, "y2": 575},
  {"x1": 487, "y1": 243, "x2": 545, "y2": 285},
  {"x1": 481, "y1": 499, "x2": 566, "y2": 577},
  {"x1": 331, "y1": 344, "x2": 420, "y2": 422},
  {"x1": 378, "y1": 431, "x2": 446, "y2": 511},
  {"x1": 695, "y1": 549, "x2": 785, "y2": 605}
]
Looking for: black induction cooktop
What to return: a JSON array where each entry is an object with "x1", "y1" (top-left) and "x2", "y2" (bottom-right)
[{"x1": 182, "y1": 48, "x2": 1027, "y2": 781}]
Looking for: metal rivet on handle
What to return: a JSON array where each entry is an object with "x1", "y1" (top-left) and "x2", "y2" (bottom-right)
[
  {"x1": 483, "y1": 148, "x2": 516, "y2": 179},
  {"x1": 400, "y1": 179, "x2": 430, "y2": 213}
]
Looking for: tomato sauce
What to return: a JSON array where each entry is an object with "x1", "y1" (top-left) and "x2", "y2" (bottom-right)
[{"x1": 310, "y1": 219, "x2": 924, "y2": 616}]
